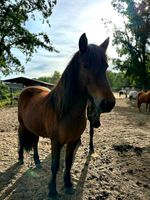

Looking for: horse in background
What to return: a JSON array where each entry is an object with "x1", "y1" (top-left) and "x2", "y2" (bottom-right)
[
  {"x1": 17, "y1": 33, "x2": 115, "y2": 198},
  {"x1": 119, "y1": 89, "x2": 127, "y2": 98},
  {"x1": 137, "y1": 90, "x2": 150, "y2": 112}
]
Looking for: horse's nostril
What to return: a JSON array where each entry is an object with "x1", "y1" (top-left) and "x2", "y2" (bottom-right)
[{"x1": 100, "y1": 99, "x2": 115, "y2": 113}]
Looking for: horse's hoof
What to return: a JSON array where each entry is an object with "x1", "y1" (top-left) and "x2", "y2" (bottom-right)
[
  {"x1": 64, "y1": 186, "x2": 76, "y2": 195},
  {"x1": 48, "y1": 196, "x2": 60, "y2": 200},
  {"x1": 89, "y1": 148, "x2": 94, "y2": 154},
  {"x1": 35, "y1": 163, "x2": 42, "y2": 169},
  {"x1": 48, "y1": 195, "x2": 60, "y2": 200},
  {"x1": 18, "y1": 159, "x2": 24, "y2": 165},
  {"x1": 48, "y1": 191, "x2": 61, "y2": 199}
]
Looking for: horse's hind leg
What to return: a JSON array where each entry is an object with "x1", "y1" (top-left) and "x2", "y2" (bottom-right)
[
  {"x1": 18, "y1": 125, "x2": 24, "y2": 164},
  {"x1": 33, "y1": 136, "x2": 41, "y2": 168},
  {"x1": 89, "y1": 123, "x2": 94, "y2": 153},
  {"x1": 18, "y1": 125, "x2": 41, "y2": 167},
  {"x1": 64, "y1": 139, "x2": 80, "y2": 194}
]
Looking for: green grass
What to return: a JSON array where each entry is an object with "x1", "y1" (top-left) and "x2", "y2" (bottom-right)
[
  {"x1": 0, "y1": 91, "x2": 20, "y2": 108},
  {"x1": 0, "y1": 99, "x2": 11, "y2": 107}
]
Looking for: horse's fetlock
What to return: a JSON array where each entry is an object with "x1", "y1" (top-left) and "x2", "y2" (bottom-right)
[
  {"x1": 64, "y1": 172, "x2": 72, "y2": 188},
  {"x1": 64, "y1": 186, "x2": 75, "y2": 195},
  {"x1": 48, "y1": 190, "x2": 58, "y2": 198},
  {"x1": 18, "y1": 159, "x2": 24, "y2": 165}
]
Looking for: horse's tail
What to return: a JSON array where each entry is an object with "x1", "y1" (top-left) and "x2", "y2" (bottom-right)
[{"x1": 18, "y1": 125, "x2": 38, "y2": 152}]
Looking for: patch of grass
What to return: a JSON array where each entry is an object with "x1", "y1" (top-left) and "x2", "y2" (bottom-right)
[
  {"x1": 0, "y1": 99, "x2": 10, "y2": 107},
  {"x1": 0, "y1": 90, "x2": 20, "y2": 108}
]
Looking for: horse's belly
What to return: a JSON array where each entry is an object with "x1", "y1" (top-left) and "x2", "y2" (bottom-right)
[
  {"x1": 22, "y1": 117, "x2": 48, "y2": 137},
  {"x1": 21, "y1": 106, "x2": 53, "y2": 138}
]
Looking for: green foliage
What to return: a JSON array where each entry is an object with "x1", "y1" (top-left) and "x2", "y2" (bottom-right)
[
  {"x1": 49, "y1": 71, "x2": 61, "y2": 84},
  {"x1": 37, "y1": 70, "x2": 61, "y2": 84},
  {"x1": 0, "y1": 82, "x2": 10, "y2": 99},
  {"x1": 107, "y1": 71, "x2": 131, "y2": 90},
  {"x1": 38, "y1": 70, "x2": 131, "y2": 90},
  {"x1": 0, "y1": 0, "x2": 57, "y2": 76},
  {"x1": 111, "y1": 0, "x2": 150, "y2": 89},
  {"x1": 0, "y1": 82, "x2": 10, "y2": 107},
  {"x1": 0, "y1": 81, "x2": 22, "y2": 107}
]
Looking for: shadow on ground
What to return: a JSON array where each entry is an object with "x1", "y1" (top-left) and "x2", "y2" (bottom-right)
[{"x1": 0, "y1": 147, "x2": 92, "y2": 200}]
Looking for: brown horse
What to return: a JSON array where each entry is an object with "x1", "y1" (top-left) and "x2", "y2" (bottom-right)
[
  {"x1": 18, "y1": 33, "x2": 115, "y2": 198},
  {"x1": 137, "y1": 90, "x2": 150, "y2": 112}
]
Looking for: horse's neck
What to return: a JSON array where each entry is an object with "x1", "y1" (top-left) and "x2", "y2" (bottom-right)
[
  {"x1": 48, "y1": 71, "x2": 87, "y2": 118},
  {"x1": 48, "y1": 52, "x2": 88, "y2": 117},
  {"x1": 56, "y1": 81, "x2": 87, "y2": 117}
]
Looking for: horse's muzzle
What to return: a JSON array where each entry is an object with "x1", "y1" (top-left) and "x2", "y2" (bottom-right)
[{"x1": 99, "y1": 99, "x2": 115, "y2": 113}]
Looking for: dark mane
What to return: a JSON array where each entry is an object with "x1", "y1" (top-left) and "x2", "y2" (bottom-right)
[{"x1": 48, "y1": 51, "x2": 84, "y2": 118}]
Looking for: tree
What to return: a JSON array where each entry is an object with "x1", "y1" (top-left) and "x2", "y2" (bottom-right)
[
  {"x1": 111, "y1": 0, "x2": 150, "y2": 89},
  {"x1": 107, "y1": 71, "x2": 131, "y2": 90},
  {"x1": 49, "y1": 70, "x2": 61, "y2": 84},
  {"x1": 0, "y1": 0, "x2": 57, "y2": 76},
  {"x1": 0, "y1": 81, "x2": 9, "y2": 99},
  {"x1": 37, "y1": 70, "x2": 61, "y2": 84}
]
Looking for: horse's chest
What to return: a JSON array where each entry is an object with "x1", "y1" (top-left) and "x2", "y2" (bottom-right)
[{"x1": 58, "y1": 115, "x2": 87, "y2": 144}]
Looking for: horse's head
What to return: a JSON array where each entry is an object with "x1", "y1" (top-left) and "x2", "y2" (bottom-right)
[{"x1": 78, "y1": 33, "x2": 115, "y2": 115}]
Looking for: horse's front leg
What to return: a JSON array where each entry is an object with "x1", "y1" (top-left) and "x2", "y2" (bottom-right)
[
  {"x1": 89, "y1": 123, "x2": 94, "y2": 153},
  {"x1": 64, "y1": 139, "x2": 80, "y2": 194},
  {"x1": 48, "y1": 139, "x2": 62, "y2": 198}
]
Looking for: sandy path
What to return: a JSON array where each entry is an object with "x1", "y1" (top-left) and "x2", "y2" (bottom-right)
[{"x1": 0, "y1": 98, "x2": 150, "y2": 200}]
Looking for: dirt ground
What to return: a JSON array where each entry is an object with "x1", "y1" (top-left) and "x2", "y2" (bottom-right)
[{"x1": 0, "y1": 96, "x2": 150, "y2": 200}]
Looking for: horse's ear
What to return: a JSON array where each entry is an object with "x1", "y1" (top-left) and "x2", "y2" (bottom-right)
[
  {"x1": 79, "y1": 33, "x2": 88, "y2": 53},
  {"x1": 100, "y1": 37, "x2": 109, "y2": 52}
]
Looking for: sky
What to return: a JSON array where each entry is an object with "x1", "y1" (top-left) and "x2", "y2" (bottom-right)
[{"x1": 2, "y1": 0, "x2": 122, "y2": 80}]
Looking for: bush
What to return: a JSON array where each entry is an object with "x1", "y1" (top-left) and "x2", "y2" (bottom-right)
[
  {"x1": 0, "y1": 82, "x2": 10, "y2": 100},
  {"x1": 0, "y1": 82, "x2": 21, "y2": 107}
]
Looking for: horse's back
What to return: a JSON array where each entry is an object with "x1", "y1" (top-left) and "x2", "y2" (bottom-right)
[
  {"x1": 138, "y1": 90, "x2": 150, "y2": 102},
  {"x1": 19, "y1": 85, "x2": 50, "y2": 105},
  {"x1": 20, "y1": 86, "x2": 50, "y2": 98},
  {"x1": 137, "y1": 91, "x2": 145, "y2": 100},
  {"x1": 145, "y1": 91, "x2": 150, "y2": 101}
]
